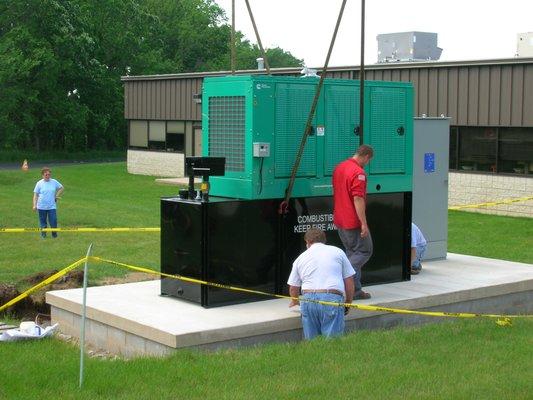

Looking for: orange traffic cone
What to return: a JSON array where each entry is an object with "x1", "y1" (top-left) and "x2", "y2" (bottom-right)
[{"x1": 21, "y1": 159, "x2": 29, "y2": 171}]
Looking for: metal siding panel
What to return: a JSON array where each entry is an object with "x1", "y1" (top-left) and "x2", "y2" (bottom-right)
[
  {"x1": 383, "y1": 70, "x2": 392, "y2": 81},
  {"x1": 124, "y1": 83, "x2": 129, "y2": 118},
  {"x1": 158, "y1": 81, "x2": 163, "y2": 119},
  {"x1": 448, "y1": 68, "x2": 458, "y2": 125},
  {"x1": 146, "y1": 81, "x2": 151, "y2": 119},
  {"x1": 186, "y1": 79, "x2": 192, "y2": 120},
  {"x1": 176, "y1": 80, "x2": 182, "y2": 120},
  {"x1": 155, "y1": 81, "x2": 160, "y2": 119},
  {"x1": 180, "y1": 80, "x2": 187, "y2": 120},
  {"x1": 511, "y1": 65, "x2": 524, "y2": 126},
  {"x1": 134, "y1": 83, "x2": 139, "y2": 118},
  {"x1": 523, "y1": 65, "x2": 533, "y2": 126},
  {"x1": 151, "y1": 81, "x2": 156, "y2": 119},
  {"x1": 437, "y1": 68, "x2": 448, "y2": 117},
  {"x1": 157, "y1": 81, "x2": 162, "y2": 119},
  {"x1": 400, "y1": 69, "x2": 410, "y2": 82},
  {"x1": 468, "y1": 67, "x2": 479, "y2": 125},
  {"x1": 457, "y1": 67, "x2": 469, "y2": 125},
  {"x1": 500, "y1": 66, "x2": 512, "y2": 126},
  {"x1": 418, "y1": 69, "x2": 429, "y2": 117},
  {"x1": 172, "y1": 80, "x2": 177, "y2": 120},
  {"x1": 194, "y1": 80, "x2": 202, "y2": 120},
  {"x1": 489, "y1": 67, "x2": 501, "y2": 126},
  {"x1": 478, "y1": 67, "x2": 490, "y2": 125},
  {"x1": 140, "y1": 81, "x2": 145, "y2": 119},
  {"x1": 428, "y1": 68, "x2": 438, "y2": 117},
  {"x1": 164, "y1": 80, "x2": 169, "y2": 119},
  {"x1": 151, "y1": 81, "x2": 157, "y2": 119},
  {"x1": 147, "y1": 81, "x2": 152, "y2": 119},
  {"x1": 129, "y1": 82, "x2": 134, "y2": 119},
  {"x1": 410, "y1": 70, "x2": 419, "y2": 116},
  {"x1": 391, "y1": 69, "x2": 401, "y2": 82},
  {"x1": 136, "y1": 81, "x2": 141, "y2": 119}
]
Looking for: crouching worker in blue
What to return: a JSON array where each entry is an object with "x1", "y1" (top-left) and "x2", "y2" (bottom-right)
[
  {"x1": 411, "y1": 223, "x2": 427, "y2": 275},
  {"x1": 287, "y1": 228, "x2": 355, "y2": 339}
]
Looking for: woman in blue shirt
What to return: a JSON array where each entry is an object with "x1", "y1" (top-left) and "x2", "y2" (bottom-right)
[{"x1": 32, "y1": 167, "x2": 64, "y2": 238}]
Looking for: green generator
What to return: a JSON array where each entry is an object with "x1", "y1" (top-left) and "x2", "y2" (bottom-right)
[{"x1": 202, "y1": 75, "x2": 413, "y2": 199}]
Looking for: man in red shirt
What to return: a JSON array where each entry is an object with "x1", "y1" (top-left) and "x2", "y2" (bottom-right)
[{"x1": 332, "y1": 145, "x2": 374, "y2": 300}]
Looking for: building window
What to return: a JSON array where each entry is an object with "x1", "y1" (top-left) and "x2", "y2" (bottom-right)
[
  {"x1": 129, "y1": 121, "x2": 148, "y2": 148},
  {"x1": 149, "y1": 121, "x2": 166, "y2": 150},
  {"x1": 128, "y1": 120, "x2": 192, "y2": 153},
  {"x1": 166, "y1": 121, "x2": 185, "y2": 152},
  {"x1": 458, "y1": 127, "x2": 497, "y2": 172},
  {"x1": 450, "y1": 126, "x2": 532, "y2": 175},
  {"x1": 498, "y1": 128, "x2": 532, "y2": 175}
]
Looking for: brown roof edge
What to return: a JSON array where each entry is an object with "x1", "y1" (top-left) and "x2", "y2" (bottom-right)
[{"x1": 120, "y1": 57, "x2": 533, "y2": 82}]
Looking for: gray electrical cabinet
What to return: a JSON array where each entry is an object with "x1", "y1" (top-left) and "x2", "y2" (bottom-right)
[{"x1": 412, "y1": 117, "x2": 450, "y2": 260}]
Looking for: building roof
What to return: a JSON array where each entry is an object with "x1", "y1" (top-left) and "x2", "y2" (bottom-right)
[{"x1": 121, "y1": 57, "x2": 533, "y2": 81}]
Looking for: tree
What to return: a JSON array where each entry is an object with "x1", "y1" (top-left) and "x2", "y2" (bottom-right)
[{"x1": 0, "y1": 0, "x2": 303, "y2": 153}]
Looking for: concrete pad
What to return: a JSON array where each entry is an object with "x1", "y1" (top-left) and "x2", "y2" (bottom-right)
[{"x1": 46, "y1": 253, "x2": 533, "y2": 357}]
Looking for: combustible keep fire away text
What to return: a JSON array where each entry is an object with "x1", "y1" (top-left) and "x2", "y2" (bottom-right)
[{"x1": 293, "y1": 214, "x2": 337, "y2": 233}]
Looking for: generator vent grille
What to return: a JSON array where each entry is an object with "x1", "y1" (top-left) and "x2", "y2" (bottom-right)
[{"x1": 208, "y1": 96, "x2": 245, "y2": 172}]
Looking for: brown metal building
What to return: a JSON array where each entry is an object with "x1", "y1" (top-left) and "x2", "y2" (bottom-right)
[{"x1": 122, "y1": 57, "x2": 533, "y2": 177}]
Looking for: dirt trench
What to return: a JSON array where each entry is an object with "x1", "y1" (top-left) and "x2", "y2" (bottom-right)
[{"x1": 1, "y1": 270, "x2": 151, "y2": 320}]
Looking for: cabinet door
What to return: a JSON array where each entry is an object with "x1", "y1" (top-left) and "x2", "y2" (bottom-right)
[
  {"x1": 160, "y1": 200, "x2": 203, "y2": 303},
  {"x1": 274, "y1": 83, "x2": 317, "y2": 178},
  {"x1": 324, "y1": 84, "x2": 360, "y2": 176},
  {"x1": 367, "y1": 87, "x2": 408, "y2": 175}
]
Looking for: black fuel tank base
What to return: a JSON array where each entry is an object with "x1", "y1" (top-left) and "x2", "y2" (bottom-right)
[{"x1": 161, "y1": 193, "x2": 411, "y2": 307}]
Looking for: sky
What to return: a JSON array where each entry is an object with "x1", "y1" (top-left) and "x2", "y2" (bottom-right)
[{"x1": 215, "y1": 0, "x2": 533, "y2": 67}]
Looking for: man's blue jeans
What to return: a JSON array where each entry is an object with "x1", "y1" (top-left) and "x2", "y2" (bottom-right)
[
  {"x1": 38, "y1": 209, "x2": 58, "y2": 238},
  {"x1": 300, "y1": 293, "x2": 345, "y2": 340}
]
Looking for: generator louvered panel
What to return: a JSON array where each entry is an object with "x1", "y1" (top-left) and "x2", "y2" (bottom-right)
[
  {"x1": 324, "y1": 85, "x2": 360, "y2": 175},
  {"x1": 208, "y1": 96, "x2": 245, "y2": 172},
  {"x1": 274, "y1": 84, "x2": 316, "y2": 178},
  {"x1": 369, "y1": 88, "x2": 406, "y2": 174}
]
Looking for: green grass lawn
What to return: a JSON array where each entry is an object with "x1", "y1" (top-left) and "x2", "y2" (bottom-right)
[
  {"x1": 1, "y1": 162, "x2": 532, "y2": 399},
  {"x1": 1, "y1": 162, "x2": 531, "y2": 286},
  {"x1": 0, "y1": 318, "x2": 531, "y2": 399},
  {"x1": 448, "y1": 210, "x2": 533, "y2": 264}
]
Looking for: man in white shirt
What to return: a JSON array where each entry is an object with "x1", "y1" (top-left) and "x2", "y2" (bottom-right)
[
  {"x1": 287, "y1": 228, "x2": 355, "y2": 339},
  {"x1": 411, "y1": 223, "x2": 427, "y2": 275}
]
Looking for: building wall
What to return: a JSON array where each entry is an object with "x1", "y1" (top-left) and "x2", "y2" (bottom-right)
[
  {"x1": 127, "y1": 149, "x2": 184, "y2": 177},
  {"x1": 124, "y1": 78, "x2": 203, "y2": 121},
  {"x1": 123, "y1": 59, "x2": 533, "y2": 125},
  {"x1": 363, "y1": 62, "x2": 533, "y2": 126},
  {"x1": 449, "y1": 172, "x2": 533, "y2": 217}
]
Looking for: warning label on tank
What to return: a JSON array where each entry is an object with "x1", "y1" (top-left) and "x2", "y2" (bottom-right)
[{"x1": 293, "y1": 213, "x2": 337, "y2": 233}]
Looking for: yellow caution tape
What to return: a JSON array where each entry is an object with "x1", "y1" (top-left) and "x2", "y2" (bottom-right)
[
  {"x1": 0, "y1": 227, "x2": 160, "y2": 233},
  {"x1": 0, "y1": 258, "x2": 87, "y2": 312},
  {"x1": 449, "y1": 196, "x2": 533, "y2": 210},
  {"x1": 2, "y1": 195, "x2": 531, "y2": 233},
  {"x1": 2, "y1": 256, "x2": 530, "y2": 327}
]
